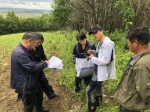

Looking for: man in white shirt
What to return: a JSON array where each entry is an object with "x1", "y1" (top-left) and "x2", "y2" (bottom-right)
[{"x1": 86, "y1": 25, "x2": 116, "y2": 112}]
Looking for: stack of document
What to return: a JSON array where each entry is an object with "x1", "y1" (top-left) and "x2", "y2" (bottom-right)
[{"x1": 48, "y1": 56, "x2": 63, "y2": 69}]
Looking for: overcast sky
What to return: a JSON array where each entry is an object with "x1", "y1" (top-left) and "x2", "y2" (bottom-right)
[{"x1": 0, "y1": 0, "x2": 53, "y2": 10}]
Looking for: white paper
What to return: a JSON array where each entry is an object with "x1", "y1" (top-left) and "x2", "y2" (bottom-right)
[
  {"x1": 48, "y1": 56, "x2": 63, "y2": 69},
  {"x1": 57, "y1": 63, "x2": 63, "y2": 69}
]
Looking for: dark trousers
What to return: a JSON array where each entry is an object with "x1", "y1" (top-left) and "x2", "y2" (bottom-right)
[
  {"x1": 22, "y1": 93, "x2": 37, "y2": 112},
  {"x1": 35, "y1": 83, "x2": 44, "y2": 112},
  {"x1": 16, "y1": 85, "x2": 44, "y2": 112},
  {"x1": 120, "y1": 106, "x2": 141, "y2": 112},
  {"x1": 38, "y1": 71, "x2": 54, "y2": 98},
  {"x1": 75, "y1": 75, "x2": 92, "y2": 89}
]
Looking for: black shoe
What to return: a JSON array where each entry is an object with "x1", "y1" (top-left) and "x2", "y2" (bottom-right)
[
  {"x1": 41, "y1": 108, "x2": 49, "y2": 112},
  {"x1": 36, "y1": 107, "x2": 49, "y2": 112},
  {"x1": 49, "y1": 93, "x2": 59, "y2": 99},
  {"x1": 75, "y1": 87, "x2": 80, "y2": 93},
  {"x1": 88, "y1": 101, "x2": 97, "y2": 112}
]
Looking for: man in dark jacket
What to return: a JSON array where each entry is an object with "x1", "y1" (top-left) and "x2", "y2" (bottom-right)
[
  {"x1": 11, "y1": 32, "x2": 49, "y2": 112},
  {"x1": 29, "y1": 32, "x2": 58, "y2": 111},
  {"x1": 30, "y1": 32, "x2": 58, "y2": 99},
  {"x1": 72, "y1": 32, "x2": 96, "y2": 93},
  {"x1": 16, "y1": 32, "x2": 58, "y2": 111}
]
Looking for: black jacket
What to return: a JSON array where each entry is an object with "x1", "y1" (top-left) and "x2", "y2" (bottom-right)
[
  {"x1": 72, "y1": 40, "x2": 96, "y2": 63},
  {"x1": 29, "y1": 44, "x2": 47, "y2": 62}
]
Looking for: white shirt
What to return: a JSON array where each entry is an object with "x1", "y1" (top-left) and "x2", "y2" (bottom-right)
[{"x1": 91, "y1": 36, "x2": 116, "y2": 81}]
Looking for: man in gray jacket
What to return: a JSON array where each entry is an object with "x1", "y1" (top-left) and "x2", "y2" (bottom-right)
[
  {"x1": 114, "y1": 27, "x2": 150, "y2": 112},
  {"x1": 86, "y1": 25, "x2": 116, "y2": 112}
]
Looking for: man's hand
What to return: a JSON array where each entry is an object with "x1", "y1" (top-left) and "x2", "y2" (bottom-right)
[
  {"x1": 45, "y1": 60, "x2": 49, "y2": 66},
  {"x1": 87, "y1": 50, "x2": 94, "y2": 54},
  {"x1": 86, "y1": 54, "x2": 93, "y2": 59}
]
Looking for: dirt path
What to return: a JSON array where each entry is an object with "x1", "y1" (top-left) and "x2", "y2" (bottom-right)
[
  {"x1": 41, "y1": 70, "x2": 82, "y2": 112},
  {"x1": 0, "y1": 68, "x2": 82, "y2": 112}
]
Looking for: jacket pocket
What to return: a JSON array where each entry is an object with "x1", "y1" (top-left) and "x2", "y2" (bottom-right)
[
  {"x1": 25, "y1": 75, "x2": 31, "y2": 90},
  {"x1": 117, "y1": 84, "x2": 136, "y2": 103},
  {"x1": 25, "y1": 74, "x2": 38, "y2": 93}
]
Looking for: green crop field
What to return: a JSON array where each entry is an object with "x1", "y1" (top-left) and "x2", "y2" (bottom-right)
[
  {"x1": 0, "y1": 12, "x2": 43, "y2": 18},
  {"x1": 0, "y1": 8, "x2": 50, "y2": 18}
]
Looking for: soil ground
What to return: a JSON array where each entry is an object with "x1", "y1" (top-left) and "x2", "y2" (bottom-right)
[{"x1": 0, "y1": 64, "x2": 82, "y2": 112}]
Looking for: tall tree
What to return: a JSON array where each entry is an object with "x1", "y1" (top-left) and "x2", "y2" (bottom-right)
[
  {"x1": 51, "y1": 0, "x2": 72, "y2": 28},
  {"x1": 0, "y1": 15, "x2": 6, "y2": 35},
  {"x1": 5, "y1": 10, "x2": 19, "y2": 33},
  {"x1": 128, "y1": 0, "x2": 150, "y2": 28},
  {"x1": 51, "y1": 0, "x2": 150, "y2": 33}
]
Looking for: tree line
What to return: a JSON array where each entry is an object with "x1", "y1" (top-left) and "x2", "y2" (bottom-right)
[
  {"x1": 0, "y1": 0, "x2": 150, "y2": 35},
  {"x1": 0, "y1": 11, "x2": 58, "y2": 35}
]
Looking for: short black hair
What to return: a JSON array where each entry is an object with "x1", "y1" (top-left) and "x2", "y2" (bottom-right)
[
  {"x1": 22, "y1": 32, "x2": 37, "y2": 40},
  {"x1": 76, "y1": 32, "x2": 86, "y2": 41},
  {"x1": 126, "y1": 27, "x2": 150, "y2": 45},
  {"x1": 35, "y1": 32, "x2": 44, "y2": 42}
]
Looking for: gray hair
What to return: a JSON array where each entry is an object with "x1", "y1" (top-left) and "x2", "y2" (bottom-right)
[{"x1": 22, "y1": 32, "x2": 37, "y2": 40}]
